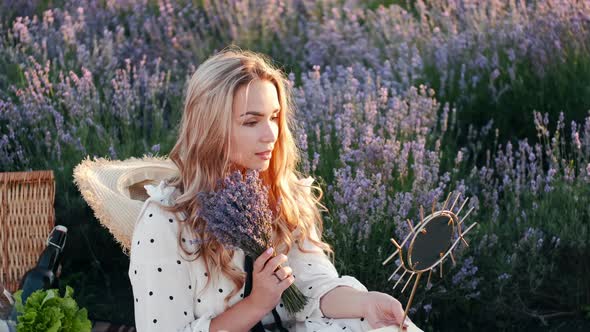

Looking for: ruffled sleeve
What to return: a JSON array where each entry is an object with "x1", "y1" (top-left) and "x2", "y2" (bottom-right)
[
  {"x1": 299, "y1": 176, "x2": 315, "y2": 191},
  {"x1": 288, "y1": 177, "x2": 368, "y2": 321},
  {"x1": 129, "y1": 181, "x2": 211, "y2": 332},
  {"x1": 288, "y1": 227, "x2": 368, "y2": 321},
  {"x1": 144, "y1": 181, "x2": 177, "y2": 206}
]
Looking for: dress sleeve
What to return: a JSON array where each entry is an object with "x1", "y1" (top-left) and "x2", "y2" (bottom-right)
[
  {"x1": 287, "y1": 225, "x2": 368, "y2": 321},
  {"x1": 128, "y1": 182, "x2": 212, "y2": 332}
]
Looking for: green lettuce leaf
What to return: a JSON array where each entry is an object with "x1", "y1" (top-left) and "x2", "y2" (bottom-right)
[{"x1": 13, "y1": 285, "x2": 92, "y2": 332}]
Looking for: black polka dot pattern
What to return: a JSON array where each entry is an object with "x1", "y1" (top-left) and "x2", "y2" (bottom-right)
[
  {"x1": 129, "y1": 196, "x2": 364, "y2": 331},
  {"x1": 131, "y1": 212, "x2": 198, "y2": 328}
]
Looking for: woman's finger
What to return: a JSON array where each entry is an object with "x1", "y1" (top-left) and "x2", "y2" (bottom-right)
[
  {"x1": 272, "y1": 272, "x2": 282, "y2": 283},
  {"x1": 279, "y1": 275, "x2": 295, "y2": 289},
  {"x1": 274, "y1": 266, "x2": 292, "y2": 280},
  {"x1": 403, "y1": 318, "x2": 410, "y2": 328},
  {"x1": 254, "y1": 247, "x2": 274, "y2": 273},
  {"x1": 263, "y1": 253, "x2": 288, "y2": 274}
]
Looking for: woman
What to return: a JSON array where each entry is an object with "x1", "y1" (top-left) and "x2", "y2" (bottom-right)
[{"x1": 129, "y1": 47, "x2": 420, "y2": 332}]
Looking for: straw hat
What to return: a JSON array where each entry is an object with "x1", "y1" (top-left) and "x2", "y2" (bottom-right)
[
  {"x1": 72, "y1": 155, "x2": 180, "y2": 252},
  {"x1": 73, "y1": 155, "x2": 316, "y2": 253}
]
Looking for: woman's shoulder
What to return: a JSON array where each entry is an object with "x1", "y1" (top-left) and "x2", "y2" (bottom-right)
[
  {"x1": 130, "y1": 180, "x2": 196, "y2": 258},
  {"x1": 134, "y1": 180, "x2": 180, "y2": 224}
]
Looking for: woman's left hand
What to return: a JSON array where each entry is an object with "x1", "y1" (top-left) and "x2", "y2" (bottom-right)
[{"x1": 361, "y1": 291, "x2": 409, "y2": 330}]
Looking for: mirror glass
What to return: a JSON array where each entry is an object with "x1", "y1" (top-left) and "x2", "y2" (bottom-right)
[{"x1": 410, "y1": 215, "x2": 453, "y2": 271}]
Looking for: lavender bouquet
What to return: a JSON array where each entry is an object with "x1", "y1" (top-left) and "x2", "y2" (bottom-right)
[{"x1": 196, "y1": 169, "x2": 308, "y2": 314}]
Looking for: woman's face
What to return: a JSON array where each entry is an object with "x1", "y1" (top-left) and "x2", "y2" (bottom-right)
[{"x1": 230, "y1": 79, "x2": 280, "y2": 171}]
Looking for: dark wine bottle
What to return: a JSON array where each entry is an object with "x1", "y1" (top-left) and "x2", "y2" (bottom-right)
[{"x1": 9, "y1": 225, "x2": 67, "y2": 321}]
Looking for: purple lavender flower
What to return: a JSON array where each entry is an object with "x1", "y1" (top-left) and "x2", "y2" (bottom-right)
[
  {"x1": 196, "y1": 169, "x2": 308, "y2": 313},
  {"x1": 150, "y1": 144, "x2": 160, "y2": 154}
]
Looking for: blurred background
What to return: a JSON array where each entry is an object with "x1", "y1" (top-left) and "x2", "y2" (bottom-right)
[{"x1": 1, "y1": 0, "x2": 589, "y2": 330}]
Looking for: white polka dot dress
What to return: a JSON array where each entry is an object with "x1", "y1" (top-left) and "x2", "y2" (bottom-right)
[{"x1": 128, "y1": 180, "x2": 380, "y2": 332}]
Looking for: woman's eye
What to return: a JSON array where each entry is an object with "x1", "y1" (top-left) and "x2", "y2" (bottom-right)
[{"x1": 244, "y1": 117, "x2": 278, "y2": 126}]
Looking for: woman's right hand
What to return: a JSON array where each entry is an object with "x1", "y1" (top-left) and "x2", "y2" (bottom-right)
[{"x1": 249, "y1": 247, "x2": 295, "y2": 312}]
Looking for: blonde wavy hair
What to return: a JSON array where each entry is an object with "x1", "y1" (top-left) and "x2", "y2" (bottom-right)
[{"x1": 158, "y1": 46, "x2": 333, "y2": 309}]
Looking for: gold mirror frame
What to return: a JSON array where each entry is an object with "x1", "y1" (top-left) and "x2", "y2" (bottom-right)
[{"x1": 382, "y1": 192, "x2": 478, "y2": 325}]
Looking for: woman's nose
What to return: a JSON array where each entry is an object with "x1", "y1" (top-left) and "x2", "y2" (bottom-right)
[{"x1": 260, "y1": 121, "x2": 278, "y2": 143}]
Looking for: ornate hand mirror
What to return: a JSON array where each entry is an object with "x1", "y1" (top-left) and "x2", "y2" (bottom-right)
[{"x1": 382, "y1": 192, "x2": 478, "y2": 326}]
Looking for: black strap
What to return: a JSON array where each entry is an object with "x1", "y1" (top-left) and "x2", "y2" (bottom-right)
[
  {"x1": 244, "y1": 255, "x2": 266, "y2": 332},
  {"x1": 271, "y1": 308, "x2": 289, "y2": 332},
  {"x1": 244, "y1": 254, "x2": 288, "y2": 332}
]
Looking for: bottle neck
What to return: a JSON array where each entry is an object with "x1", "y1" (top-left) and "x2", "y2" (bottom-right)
[
  {"x1": 37, "y1": 228, "x2": 67, "y2": 271},
  {"x1": 36, "y1": 246, "x2": 60, "y2": 271}
]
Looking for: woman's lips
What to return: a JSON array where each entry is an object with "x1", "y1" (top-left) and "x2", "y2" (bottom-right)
[{"x1": 255, "y1": 151, "x2": 271, "y2": 160}]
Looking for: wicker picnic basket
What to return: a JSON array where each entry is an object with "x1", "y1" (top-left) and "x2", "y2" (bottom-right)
[{"x1": 0, "y1": 170, "x2": 55, "y2": 293}]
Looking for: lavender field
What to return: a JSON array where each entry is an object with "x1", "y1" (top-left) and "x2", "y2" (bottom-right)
[{"x1": 1, "y1": 0, "x2": 589, "y2": 330}]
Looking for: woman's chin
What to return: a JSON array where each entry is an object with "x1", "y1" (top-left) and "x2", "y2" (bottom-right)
[
  {"x1": 254, "y1": 163, "x2": 270, "y2": 171},
  {"x1": 252, "y1": 160, "x2": 270, "y2": 171},
  {"x1": 231, "y1": 159, "x2": 270, "y2": 172}
]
